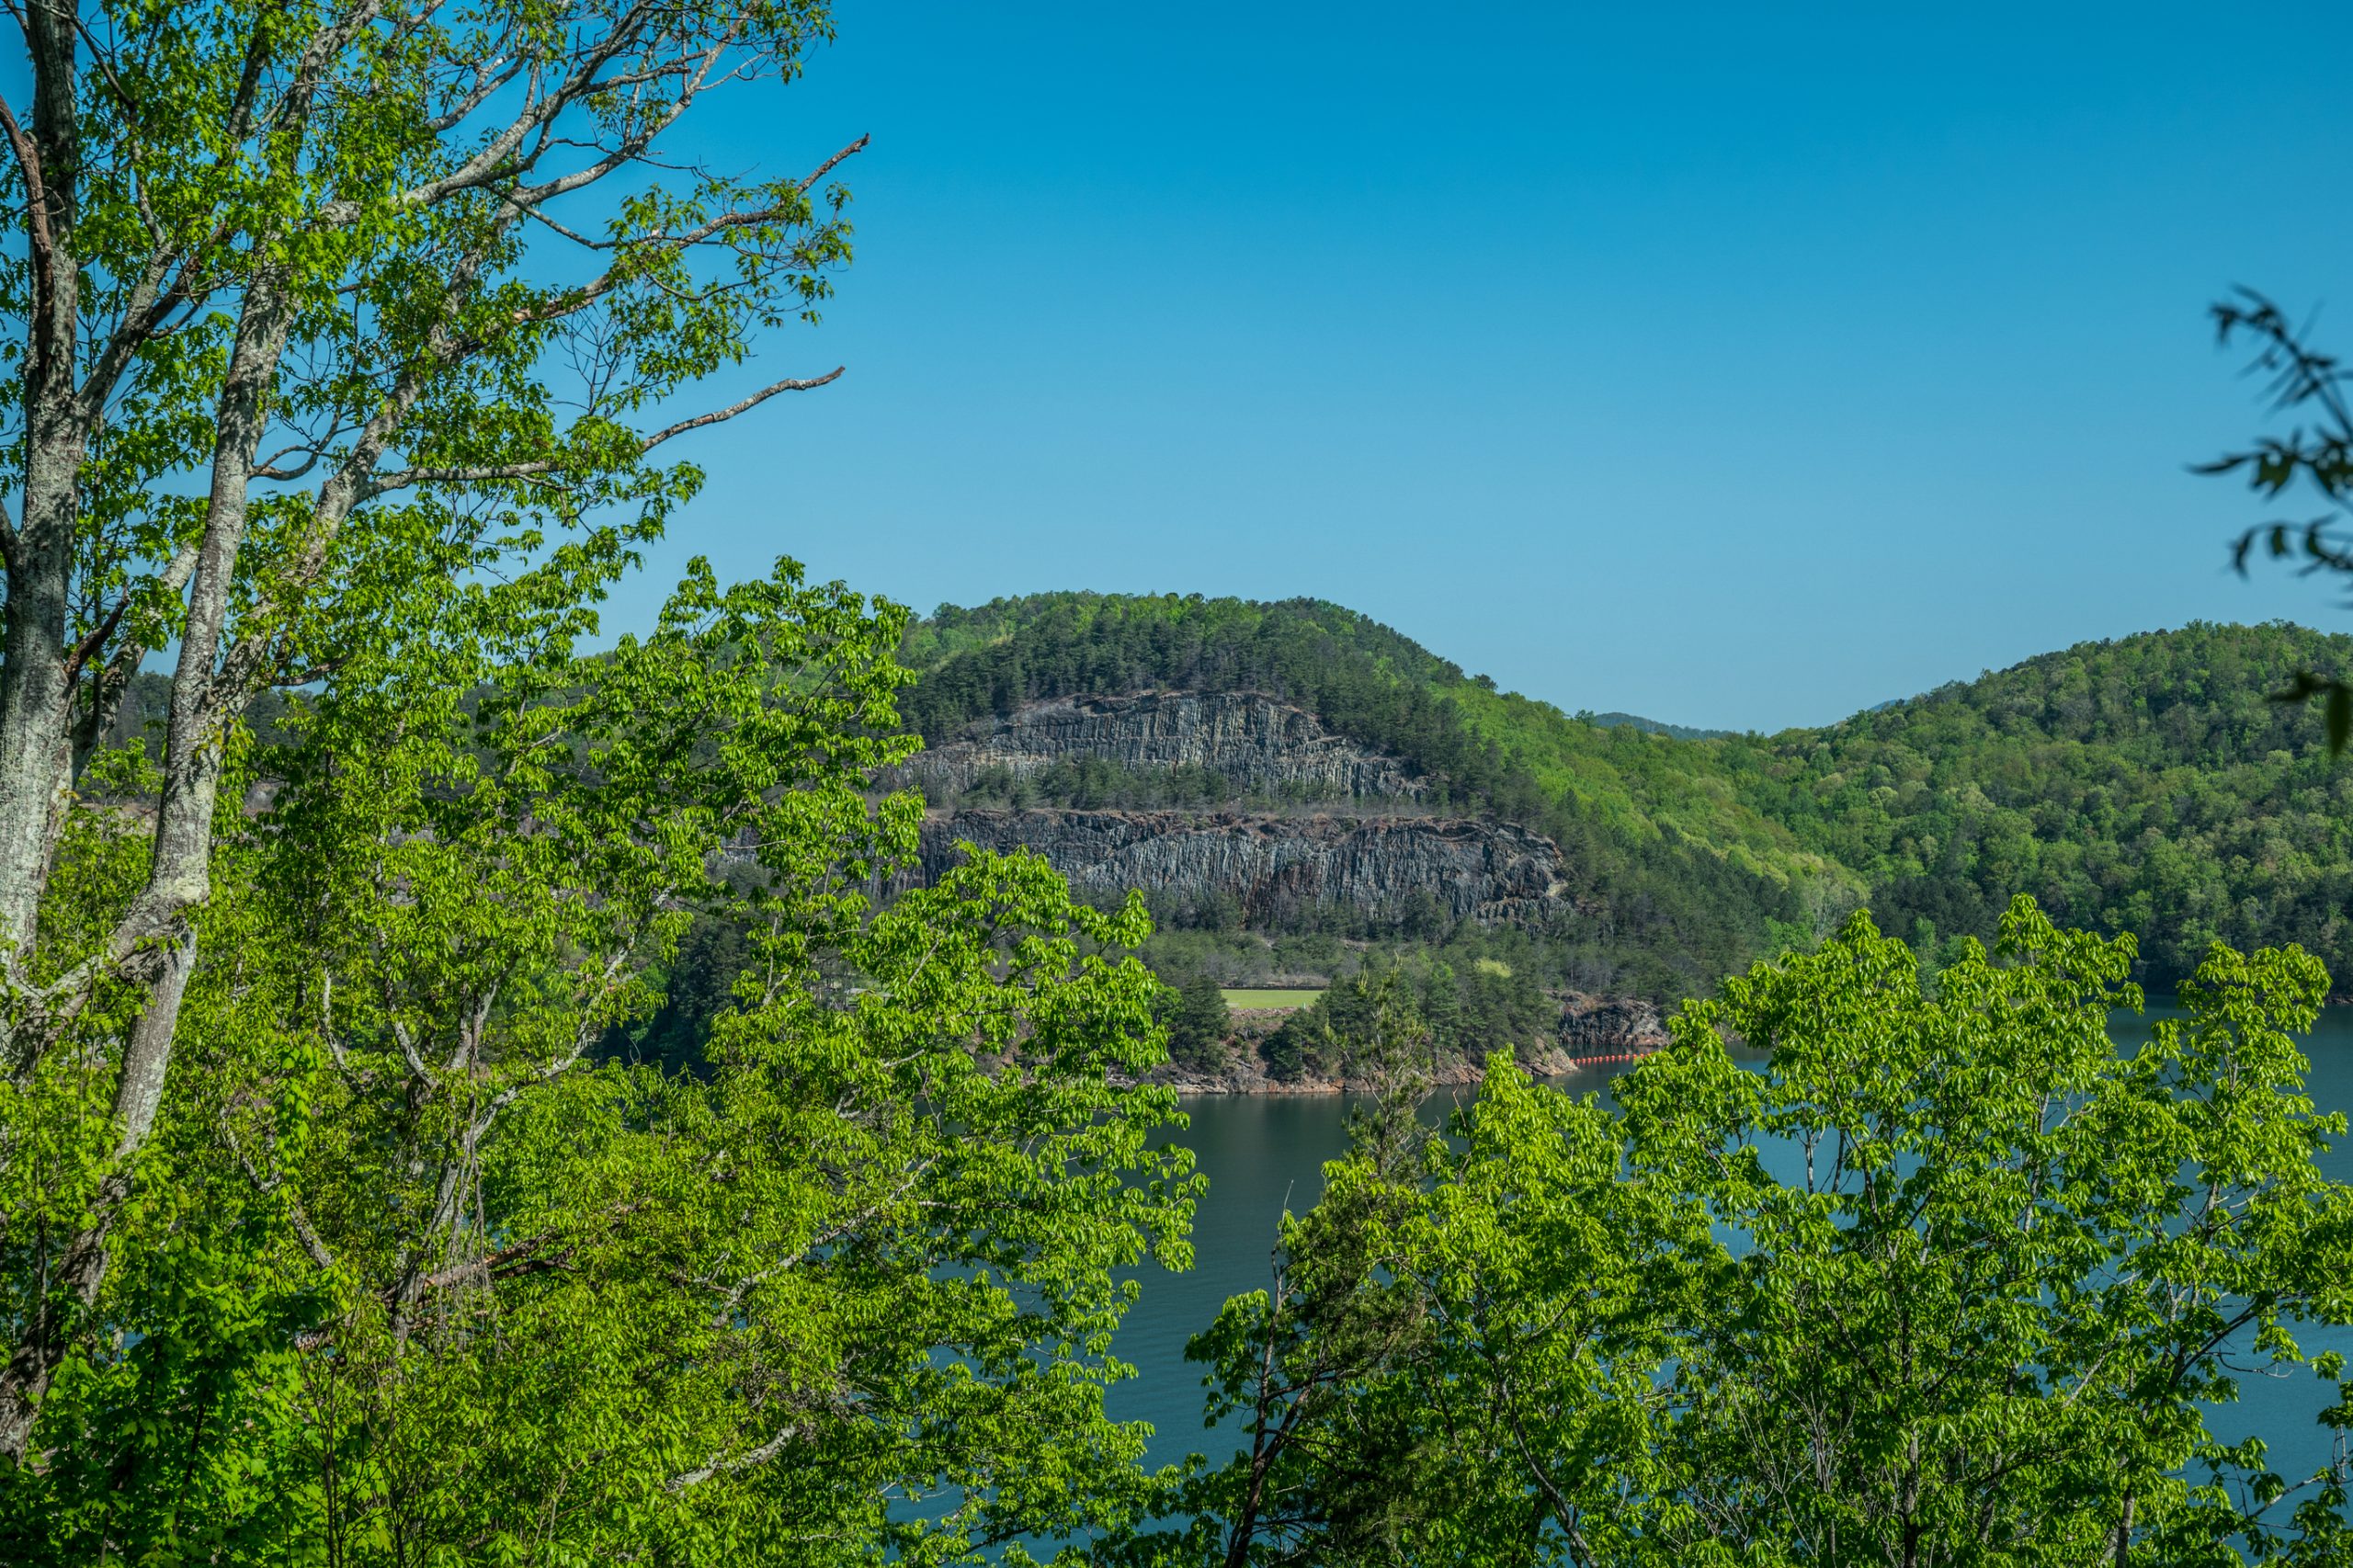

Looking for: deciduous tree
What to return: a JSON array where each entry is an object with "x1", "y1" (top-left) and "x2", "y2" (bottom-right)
[
  {"x1": 0, "y1": 5, "x2": 1206, "y2": 1560},
  {"x1": 1152, "y1": 902, "x2": 2353, "y2": 1565},
  {"x1": 0, "y1": 0, "x2": 865, "y2": 1462}
]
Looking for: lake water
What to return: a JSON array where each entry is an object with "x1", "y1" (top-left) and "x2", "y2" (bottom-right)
[{"x1": 1109, "y1": 1003, "x2": 2353, "y2": 1485}]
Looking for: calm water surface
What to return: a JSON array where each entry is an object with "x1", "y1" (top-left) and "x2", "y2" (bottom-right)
[{"x1": 1110, "y1": 1005, "x2": 2353, "y2": 1484}]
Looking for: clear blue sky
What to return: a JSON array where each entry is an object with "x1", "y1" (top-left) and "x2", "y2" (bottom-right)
[{"x1": 623, "y1": 1, "x2": 2353, "y2": 733}]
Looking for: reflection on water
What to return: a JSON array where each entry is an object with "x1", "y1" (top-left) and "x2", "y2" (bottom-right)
[{"x1": 1113, "y1": 1004, "x2": 2353, "y2": 1485}]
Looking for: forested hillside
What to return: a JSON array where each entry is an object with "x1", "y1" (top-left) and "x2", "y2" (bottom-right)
[
  {"x1": 900, "y1": 596, "x2": 2353, "y2": 994},
  {"x1": 1724, "y1": 621, "x2": 2353, "y2": 983},
  {"x1": 901, "y1": 593, "x2": 1832, "y2": 1000}
]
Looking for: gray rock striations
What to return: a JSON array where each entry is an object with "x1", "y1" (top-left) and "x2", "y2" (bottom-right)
[
  {"x1": 916, "y1": 809, "x2": 1573, "y2": 926},
  {"x1": 897, "y1": 691, "x2": 1428, "y2": 801},
  {"x1": 1557, "y1": 993, "x2": 1669, "y2": 1052},
  {"x1": 875, "y1": 687, "x2": 1677, "y2": 1090},
  {"x1": 888, "y1": 690, "x2": 1582, "y2": 929}
]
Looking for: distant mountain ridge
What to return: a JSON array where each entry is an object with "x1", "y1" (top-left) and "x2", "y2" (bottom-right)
[
  {"x1": 1582, "y1": 711, "x2": 1735, "y2": 742},
  {"x1": 898, "y1": 595, "x2": 2353, "y2": 1000}
]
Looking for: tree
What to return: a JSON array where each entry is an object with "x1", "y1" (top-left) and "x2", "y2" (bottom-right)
[
  {"x1": 1139, "y1": 1054, "x2": 1696, "y2": 1568},
  {"x1": 1259, "y1": 964, "x2": 1451, "y2": 1086},
  {"x1": 1146, "y1": 901, "x2": 2353, "y2": 1565},
  {"x1": 1163, "y1": 974, "x2": 1441, "y2": 1567},
  {"x1": 13, "y1": 557, "x2": 1202, "y2": 1562},
  {"x1": 608, "y1": 909, "x2": 752, "y2": 1075},
  {"x1": 1167, "y1": 971, "x2": 1233, "y2": 1071},
  {"x1": 1617, "y1": 899, "x2": 2353, "y2": 1564},
  {"x1": 0, "y1": 4, "x2": 1209, "y2": 1559},
  {"x1": 1420, "y1": 958, "x2": 1462, "y2": 1054},
  {"x1": 0, "y1": 0, "x2": 866, "y2": 1462}
]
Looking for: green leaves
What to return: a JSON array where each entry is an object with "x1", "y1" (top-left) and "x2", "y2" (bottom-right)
[
  {"x1": 2206, "y1": 290, "x2": 2353, "y2": 760},
  {"x1": 0, "y1": 3, "x2": 1209, "y2": 1559},
  {"x1": 9, "y1": 552, "x2": 1204, "y2": 1564},
  {"x1": 1165, "y1": 899, "x2": 2353, "y2": 1566}
]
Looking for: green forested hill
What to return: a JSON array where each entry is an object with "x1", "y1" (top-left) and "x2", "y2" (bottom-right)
[
  {"x1": 1722, "y1": 621, "x2": 2353, "y2": 985},
  {"x1": 900, "y1": 596, "x2": 2353, "y2": 996},
  {"x1": 901, "y1": 594, "x2": 1831, "y2": 999}
]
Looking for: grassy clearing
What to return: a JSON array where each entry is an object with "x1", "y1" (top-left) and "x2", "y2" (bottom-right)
[{"x1": 1221, "y1": 988, "x2": 1326, "y2": 1010}]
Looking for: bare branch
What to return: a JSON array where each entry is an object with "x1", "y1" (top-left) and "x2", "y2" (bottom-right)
[
  {"x1": 798, "y1": 131, "x2": 868, "y2": 193},
  {"x1": 59, "y1": 593, "x2": 131, "y2": 687},
  {"x1": 633, "y1": 366, "x2": 847, "y2": 449},
  {"x1": 209, "y1": 225, "x2": 516, "y2": 705},
  {"x1": 0, "y1": 88, "x2": 53, "y2": 284},
  {"x1": 411, "y1": 1201, "x2": 646, "y2": 1291},
  {"x1": 391, "y1": 1019, "x2": 432, "y2": 1082},
  {"x1": 667, "y1": 1426, "x2": 800, "y2": 1492},
  {"x1": 225, "y1": 1120, "x2": 337, "y2": 1275},
  {"x1": 364, "y1": 368, "x2": 843, "y2": 496},
  {"x1": 337, "y1": 0, "x2": 687, "y2": 221},
  {"x1": 67, "y1": 12, "x2": 137, "y2": 119},
  {"x1": 71, "y1": 538, "x2": 200, "y2": 784},
  {"x1": 426, "y1": 50, "x2": 529, "y2": 133}
]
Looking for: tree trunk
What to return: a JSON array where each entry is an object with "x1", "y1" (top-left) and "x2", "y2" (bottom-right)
[
  {"x1": 0, "y1": 0, "x2": 82, "y2": 960},
  {"x1": 0, "y1": 263, "x2": 281, "y2": 1458},
  {"x1": 0, "y1": 503, "x2": 70, "y2": 956},
  {"x1": 0, "y1": 936, "x2": 195, "y2": 1461},
  {"x1": 0, "y1": 156, "x2": 290, "y2": 1472}
]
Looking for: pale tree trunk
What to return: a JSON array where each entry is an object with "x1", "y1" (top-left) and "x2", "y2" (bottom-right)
[
  {"x1": 0, "y1": 0, "x2": 92, "y2": 1465},
  {"x1": 0, "y1": 264, "x2": 293, "y2": 1460},
  {"x1": 0, "y1": 0, "x2": 860, "y2": 1467},
  {"x1": 0, "y1": 0, "x2": 81, "y2": 960},
  {"x1": 0, "y1": 935, "x2": 191, "y2": 1460},
  {"x1": 0, "y1": 463, "x2": 72, "y2": 955},
  {"x1": 0, "y1": 0, "x2": 294, "y2": 1443}
]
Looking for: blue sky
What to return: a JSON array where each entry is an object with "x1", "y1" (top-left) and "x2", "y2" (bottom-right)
[{"x1": 621, "y1": 2, "x2": 2353, "y2": 733}]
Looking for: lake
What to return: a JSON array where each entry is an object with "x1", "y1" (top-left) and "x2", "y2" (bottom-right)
[{"x1": 1108, "y1": 1002, "x2": 2353, "y2": 1486}]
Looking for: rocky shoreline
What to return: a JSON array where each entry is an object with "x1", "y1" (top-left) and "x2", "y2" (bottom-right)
[
  {"x1": 1125, "y1": 993, "x2": 1673, "y2": 1096},
  {"x1": 1132, "y1": 1051, "x2": 1599, "y2": 1097}
]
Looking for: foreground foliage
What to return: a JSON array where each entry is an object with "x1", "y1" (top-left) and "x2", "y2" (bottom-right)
[
  {"x1": 0, "y1": 1, "x2": 1211, "y2": 1556},
  {"x1": 0, "y1": 0, "x2": 874, "y2": 1462},
  {"x1": 1140, "y1": 900, "x2": 2353, "y2": 1566},
  {"x1": 7, "y1": 562, "x2": 1198, "y2": 1562}
]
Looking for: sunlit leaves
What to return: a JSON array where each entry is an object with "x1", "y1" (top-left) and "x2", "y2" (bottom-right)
[
  {"x1": 9, "y1": 551, "x2": 1201, "y2": 1564},
  {"x1": 1161, "y1": 900, "x2": 2353, "y2": 1565}
]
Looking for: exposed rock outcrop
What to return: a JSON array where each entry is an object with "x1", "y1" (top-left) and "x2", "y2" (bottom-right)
[
  {"x1": 900, "y1": 692, "x2": 1427, "y2": 801},
  {"x1": 917, "y1": 808, "x2": 1574, "y2": 926},
  {"x1": 1136, "y1": 1028, "x2": 1592, "y2": 1096},
  {"x1": 870, "y1": 683, "x2": 1675, "y2": 1095},
  {"x1": 1142, "y1": 993, "x2": 1665, "y2": 1095},
  {"x1": 1557, "y1": 992, "x2": 1670, "y2": 1052}
]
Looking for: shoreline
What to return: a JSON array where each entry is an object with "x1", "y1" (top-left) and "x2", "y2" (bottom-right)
[
  {"x1": 1134, "y1": 993, "x2": 1672, "y2": 1096},
  {"x1": 1131, "y1": 1043, "x2": 1664, "y2": 1098}
]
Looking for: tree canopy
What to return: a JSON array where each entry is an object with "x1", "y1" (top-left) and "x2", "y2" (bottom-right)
[
  {"x1": 900, "y1": 596, "x2": 2353, "y2": 996},
  {"x1": 9, "y1": 554, "x2": 1207, "y2": 1562},
  {"x1": 0, "y1": 3, "x2": 1205, "y2": 1561},
  {"x1": 1136, "y1": 902, "x2": 2353, "y2": 1566}
]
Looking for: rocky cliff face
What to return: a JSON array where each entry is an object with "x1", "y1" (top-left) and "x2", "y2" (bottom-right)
[
  {"x1": 916, "y1": 809, "x2": 1572, "y2": 926},
  {"x1": 900, "y1": 692, "x2": 1427, "y2": 801},
  {"x1": 1557, "y1": 993, "x2": 1669, "y2": 1051}
]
